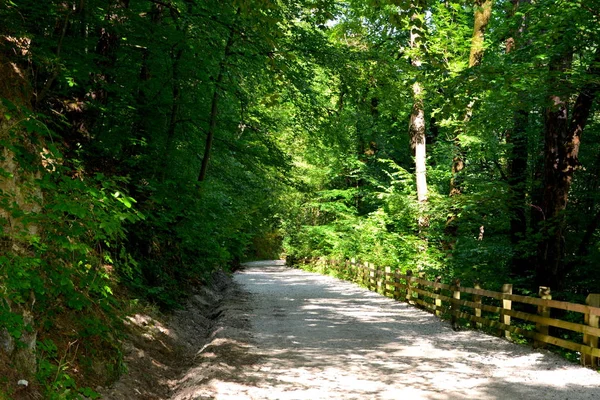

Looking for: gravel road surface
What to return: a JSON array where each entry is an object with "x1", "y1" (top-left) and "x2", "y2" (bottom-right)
[{"x1": 183, "y1": 260, "x2": 600, "y2": 399}]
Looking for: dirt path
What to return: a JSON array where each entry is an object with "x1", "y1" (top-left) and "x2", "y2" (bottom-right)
[
  {"x1": 102, "y1": 260, "x2": 600, "y2": 399},
  {"x1": 172, "y1": 260, "x2": 600, "y2": 400}
]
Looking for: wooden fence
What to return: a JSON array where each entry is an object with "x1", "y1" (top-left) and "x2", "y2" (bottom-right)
[{"x1": 289, "y1": 257, "x2": 600, "y2": 368}]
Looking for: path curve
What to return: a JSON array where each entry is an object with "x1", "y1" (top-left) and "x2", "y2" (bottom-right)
[{"x1": 196, "y1": 260, "x2": 600, "y2": 399}]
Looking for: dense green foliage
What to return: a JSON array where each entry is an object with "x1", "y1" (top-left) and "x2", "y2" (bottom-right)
[
  {"x1": 1, "y1": 0, "x2": 599, "y2": 396},
  {"x1": 281, "y1": 0, "x2": 600, "y2": 297}
]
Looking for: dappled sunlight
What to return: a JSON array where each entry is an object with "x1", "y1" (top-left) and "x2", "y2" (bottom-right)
[{"x1": 214, "y1": 261, "x2": 600, "y2": 399}]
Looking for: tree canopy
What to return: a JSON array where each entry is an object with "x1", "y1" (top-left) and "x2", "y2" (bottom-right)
[{"x1": 1, "y1": 0, "x2": 600, "y2": 396}]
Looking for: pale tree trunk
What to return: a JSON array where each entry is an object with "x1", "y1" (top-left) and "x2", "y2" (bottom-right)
[
  {"x1": 468, "y1": 0, "x2": 493, "y2": 67},
  {"x1": 410, "y1": 81, "x2": 427, "y2": 204},
  {"x1": 449, "y1": 0, "x2": 493, "y2": 196},
  {"x1": 408, "y1": 2, "x2": 428, "y2": 225}
]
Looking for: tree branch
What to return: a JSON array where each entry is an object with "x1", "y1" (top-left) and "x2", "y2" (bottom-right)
[
  {"x1": 493, "y1": 159, "x2": 508, "y2": 182},
  {"x1": 568, "y1": 47, "x2": 600, "y2": 141},
  {"x1": 147, "y1": 0, "x2": 180, "y2": 18}
]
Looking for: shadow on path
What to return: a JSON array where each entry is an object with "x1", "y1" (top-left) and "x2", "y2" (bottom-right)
[{"x1": 182, "y1": 260, "x2": 600, "y2": 400}]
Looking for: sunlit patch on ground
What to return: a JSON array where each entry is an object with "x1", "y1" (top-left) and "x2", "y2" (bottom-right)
[{"x1": 181, "y1": 260, "x2": 600, "y2": 400}]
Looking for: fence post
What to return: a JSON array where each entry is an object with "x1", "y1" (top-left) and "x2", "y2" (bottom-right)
[
  {"x1": 360, "y1": 261, "x2": 366, "y2": 287},
  {"x1": 384, "y1": 266, "x2": 391, "y2": 297},
  {"x1": 393, "y1": 270, "x2": 401, "y2": 300},
  {"x1": 356, "y1": 259, "x2": 365, "y2": 287},
  {"x1": 366, "y1": 262, "x2": 371, "y2": 290},
  {"x1": 473, "y1": 280, "x2": 482, "y2": 329},
  {"x1": 500, "y1": 284, "x2": 512, "y2": 339},
  {"x1": 417, "y1": 271, "x2": 425, "y2": 302},
  {"x1": 535, "y1": 286, "x2": 551, "y2": 348},
  {"x1": 377, "y1": 264, "x2": 382, "y2": 294},
  {"x1": 582, "y1": 294, "x2": 600, "y2": 367},
  {"x1": 434, "y1": 276, "x2": 442, "y2": 317},
  {"x1": 384, "y1": 266, "x2": 389, "y2": 295},
  {"x1": 406, "y1": 270, "x2": 414, "y2": 304},
  {"x1": 450, "y1": 278, "x2": 461, "y2": 331}
]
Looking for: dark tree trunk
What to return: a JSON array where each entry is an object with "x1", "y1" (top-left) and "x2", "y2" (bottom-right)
[
  {"x1": 198, "y1": 20, "x2": 237, "y2": 182},
  {"x1": 93, "y1": 1, "x2": 130, "y2": 105},
  {"x1": 198, "y1": 63, "x2": 224, "y2": 182},
  {"x1": 535, "y1": 48, "x2": 600, "y2": 288},
  {"x1": 162, "y1": 47, "x2": 184, "y2": 181},
  {"x1": 507, "y1": 109, "x2": 529, "y2": 275},
  {"x1": 506, "y1": 0, "x2": 531, "y2": 278},
  {"x1": 536, "y1": 91, "x2": 570, "y2": 288}
]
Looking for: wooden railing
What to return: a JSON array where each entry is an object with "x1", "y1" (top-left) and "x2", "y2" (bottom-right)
[{"x1": 290, "y1": 257, "x2": 600, "y2": 368}]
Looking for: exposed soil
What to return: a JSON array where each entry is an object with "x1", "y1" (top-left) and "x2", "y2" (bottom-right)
[
  {"x1": 99, "y1": 260, "x2": 600, "y2": 400},
  {"x1": 98, "y1": 270, "x2": 257, "y2": 400}
]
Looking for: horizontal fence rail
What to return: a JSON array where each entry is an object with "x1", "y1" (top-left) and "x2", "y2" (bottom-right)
[{"x1": 288, "y1": 257, "x2": 600, "y2": 368}]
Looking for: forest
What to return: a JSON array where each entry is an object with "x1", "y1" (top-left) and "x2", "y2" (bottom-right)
[{"x1": 1, "y1": 0, "x2": 599, "y2": 397}]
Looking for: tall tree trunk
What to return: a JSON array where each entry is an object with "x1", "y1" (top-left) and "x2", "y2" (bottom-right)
[
  {"x1": 445, "y1": 0, "x2": 493, "y2": 242},
  {"x1": 162, "y1": 47, "x2": 184, "y2": 181},
  {"x1": 408, "y1": 2, "x2": 428, "y2": 211},
  {"x1": 75, "y1": 0, "x2": 130, "y2": 147},
  {"x1": 198, "y1": 20, "x2": 237, "y2": 182},
  {"x1": 135, "y1": 3, "x2": 163, "y2": 181},
  {"x1": 507, "y1": 108, "x2": 529, "y2": 274},
  {"x1": 535, "y1": 47, "x2": 600, "y2": 288},
  {"x1": 448, "y1": 0, "x2": 493, "y2": 197},
  {"x1": 410, "y1": 82, "x2": 427, "y2": 204},
  {"x1": 506, "y1": 0, "x2": 531, "y2": 277},
  {"x1": 468, "y1": 0, "x2": 493, "y2": 67}
]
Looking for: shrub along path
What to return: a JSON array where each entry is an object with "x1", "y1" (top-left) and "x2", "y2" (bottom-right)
[{"x1": 174, "y1": 260, "x2": 600, "y2": 400}]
